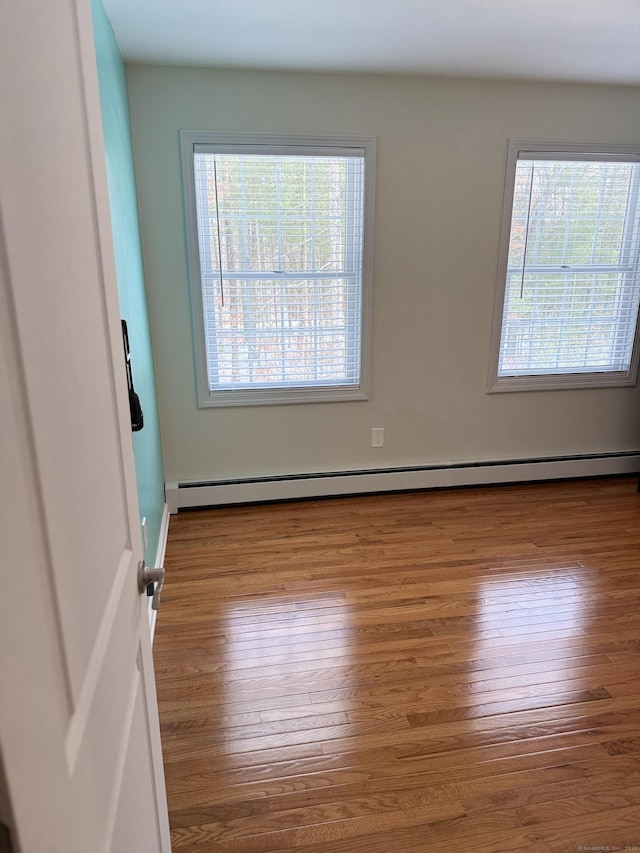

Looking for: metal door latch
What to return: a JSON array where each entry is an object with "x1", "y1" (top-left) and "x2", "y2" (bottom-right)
[{"x1": 138, "y1": 561, "x2": 165, "y2": 611}]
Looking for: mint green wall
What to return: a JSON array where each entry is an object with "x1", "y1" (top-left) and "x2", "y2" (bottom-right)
[{"x1": 91, "y1": 0, "x2": 166, "y2": 564}]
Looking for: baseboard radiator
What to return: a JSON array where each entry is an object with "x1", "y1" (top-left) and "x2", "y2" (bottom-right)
[{"x1": 165, "y1": 451, "x2": 640, "y2": 513}]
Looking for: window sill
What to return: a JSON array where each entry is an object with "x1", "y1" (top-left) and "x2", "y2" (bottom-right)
[
  {"x1": 197, "y1": 385, "x2": 370, "y2": 408},
  {"x1": 487, "y1": 371, "x2": 637, "y2": 393}
]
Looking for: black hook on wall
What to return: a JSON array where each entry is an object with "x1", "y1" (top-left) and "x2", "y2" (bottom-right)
[{"x1": 121, "y1": 320, "x2": 144, "y2": 432}]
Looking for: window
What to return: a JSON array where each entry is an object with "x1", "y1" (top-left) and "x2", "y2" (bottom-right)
[
  {"x1": 489, "y1": 140, "x2": 640, "y2": 391},
  {"x1": 180, "y1": 132, "x2": 375, "y2": 407}
]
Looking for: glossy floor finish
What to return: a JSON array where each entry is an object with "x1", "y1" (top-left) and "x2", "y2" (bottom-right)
[{"x1": 154, "y1": 477, "x2": 640, "y2": 852}]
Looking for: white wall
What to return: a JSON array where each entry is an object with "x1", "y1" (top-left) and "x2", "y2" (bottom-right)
[{"x1": 126, "y1": 66, "x2": 640, "y2": 484}]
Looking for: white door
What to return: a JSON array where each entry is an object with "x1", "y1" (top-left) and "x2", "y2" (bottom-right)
[{"x1": 0, "y1": 1, "x2": 171, "y2": 851}]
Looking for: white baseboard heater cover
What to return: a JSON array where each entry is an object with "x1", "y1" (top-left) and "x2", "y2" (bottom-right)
[{"x1": 166, "y1": 452, "x2": 640, "y2": 513}]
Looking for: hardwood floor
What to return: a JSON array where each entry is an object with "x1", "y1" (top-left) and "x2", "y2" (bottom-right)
[{"x1": 154, "y1": 476, "x2": 640, "y2": 852}]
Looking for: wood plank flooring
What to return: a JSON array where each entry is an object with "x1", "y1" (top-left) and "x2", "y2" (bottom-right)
[{"x1": 154, "y1": 476, "x2": 640, "y2": 852}]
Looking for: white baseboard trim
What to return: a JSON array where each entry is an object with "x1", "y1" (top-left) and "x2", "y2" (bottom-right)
[
  {"x1": 166, "y1": 452, "x2": 640, "y2": 512},
  {"x1": 149, "y1": 502, "x2": 170, "y2": 642}
]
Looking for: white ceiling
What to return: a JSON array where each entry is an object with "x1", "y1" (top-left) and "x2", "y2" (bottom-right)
[{"x1": 102, "y1": 0, "x2": 640, "y2": 85}]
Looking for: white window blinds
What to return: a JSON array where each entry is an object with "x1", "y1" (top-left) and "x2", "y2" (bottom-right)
[
  {"x1": 192, "y1": 145, "x2": 366, "y2": 397},
  {"x1": 497, "y1": 151, "x2": 640, "y2": 383}
]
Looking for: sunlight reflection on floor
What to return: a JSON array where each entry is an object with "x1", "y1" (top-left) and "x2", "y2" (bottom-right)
[
  {"x1": 464, "y1": 560, "x2": 598, "y2": 726},
  {"x1": 220, "y1": 590, "x2": 353, "y2": 752}
]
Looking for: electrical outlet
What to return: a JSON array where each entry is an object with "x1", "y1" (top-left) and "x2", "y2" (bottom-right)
[{"x1": 371, "y1": 427, "x2": 384, "y2": 447}]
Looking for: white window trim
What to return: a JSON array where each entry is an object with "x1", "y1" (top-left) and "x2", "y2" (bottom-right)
[
  {"x1": 488, "y1": 139, "x2": 640, "y2": 393},
  {"x1": 180, "y1": 130, "x2": 376, "y2": 408}
]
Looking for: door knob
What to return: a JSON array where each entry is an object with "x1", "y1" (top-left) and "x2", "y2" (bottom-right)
[{"x1": 138, "y1": 561, "x2": 165, "y2": 611}]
